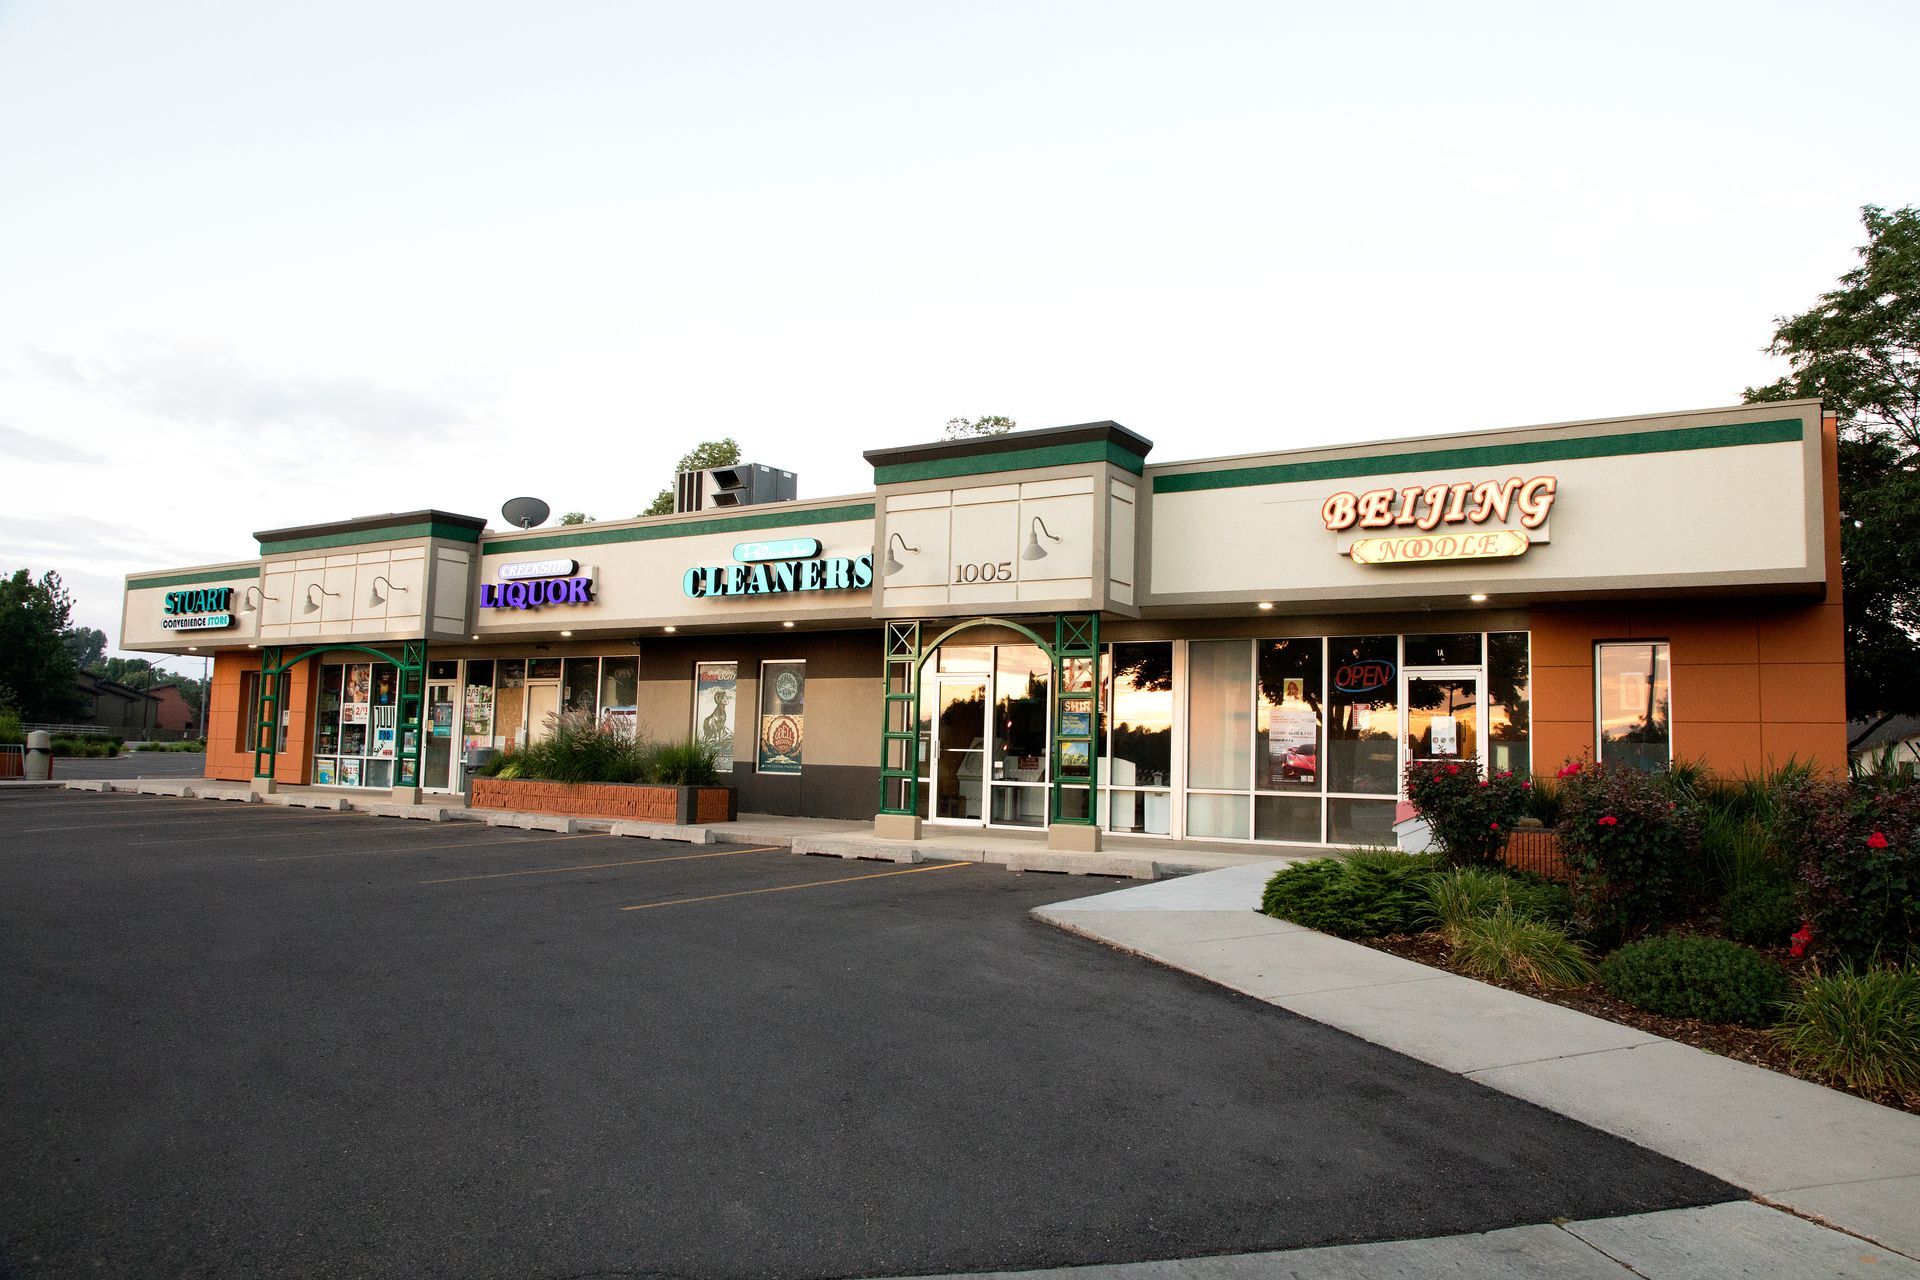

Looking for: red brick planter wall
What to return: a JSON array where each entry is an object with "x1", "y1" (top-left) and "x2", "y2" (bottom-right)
[{"x1": 470, "y1": 777, "x2": 736, "y2": 825}]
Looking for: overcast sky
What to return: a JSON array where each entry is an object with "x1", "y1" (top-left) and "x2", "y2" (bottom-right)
[{"x1": 3, "y1": 0, "x2": 1916, "y2": 670}]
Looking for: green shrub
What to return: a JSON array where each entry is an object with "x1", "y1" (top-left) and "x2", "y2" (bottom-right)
[
  {"x1": 49, "y1": 736, "x2": 121, "y2": 758},
  {"x1": 1452, "y1": 909, "x2": 1595, "y2": 988},
  {"x1": 1522, "y1": 775, "x2": 1564, "y2": 826},
  {"x1": 1775, "y1": 966, "x2": 1920, "y2": 1093},
  {"x1": 1428, "y1": 867, "x2": 1572, "y2": 942},
  {"x1": 1403, "y1": 759, "x2": 1530, "y2": 867},
  {"x1": 650, "y1": 739, "x2": 719, "y2": 786},
  {"x1": 1775, "y1": 775, "x2": 1919, "y2": 966},
  {"x1": 512, "y1": 714, "x2": 653, "y2": 783},
  {"x1": 1260, "y1": 850, "x2": 1440, "y2": 938},
  {"x1": 1719, "y1": 879, "x2": 1798, "y2": 948},
  {"x1": 1556, "y1": 761, "x2": 1700, "y2": 936},
  {"x1": 0, "y1": 711, "x2": 22, "y2": 746},
  {"x1": 1599, "y1": 933, "x2": 1789, "y2": 1027}
]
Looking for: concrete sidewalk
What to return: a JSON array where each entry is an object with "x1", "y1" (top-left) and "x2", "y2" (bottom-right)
[
  {"x1": 1033, "y1": 861, "x2": 1920, "y2": 1265},
  {"x1": 883, "y1": 1201, "x2": 1920, "y2": 1279}
]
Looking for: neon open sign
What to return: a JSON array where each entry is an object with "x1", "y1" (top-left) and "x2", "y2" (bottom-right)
[{"x1": 1333, "y1": 659, "x2": 1395, "y2": 694}]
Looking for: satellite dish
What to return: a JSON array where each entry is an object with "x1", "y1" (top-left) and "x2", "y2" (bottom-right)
[{"x1": 501, "y1": 496, "x2": 551, "y2": 529}]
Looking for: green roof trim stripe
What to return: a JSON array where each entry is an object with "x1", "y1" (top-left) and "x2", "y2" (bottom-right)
[
  {"x1": 259, "y1": 520, "x2": 484, "y2": 554},
  {"x1": 127, "y1": 565, "x2": 261, "y2": 590},
  {"x1": 874, "y1": 439, "x2": 1145, "y2": 485},
  {"x1": 480, "y1": 502, "x2": 878, "y2": 556},
  {"x1": 1151, "y1": 418, "x2": 1806, "y2": 494}
]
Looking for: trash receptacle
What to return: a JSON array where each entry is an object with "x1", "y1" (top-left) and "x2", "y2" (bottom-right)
[{"x1": 25, "y1": 730, "x2": 52, "y2": 781}]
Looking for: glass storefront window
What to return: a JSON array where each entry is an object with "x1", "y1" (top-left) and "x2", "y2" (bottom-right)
[
  {"x1": 1188, "y1": 640, "x2": 1252, "y2": 791},
  {"x1": 1255, "y1": 795, "x2": 1321, "y2": 843},
  {"x1": 494, "y1": 659, "x2": 526, "y2": 750},
  {"x1": 1597, "y1": 642, "x2": 1671, "y2": 771},
  {"x1": 1187, "y1": 792, "x2": 1250, "y2": 840},
  {"x1": 1329, "y1": 797, "x2": 1396, "y2": 846},
  {"x1": 992, "y1": 646, "x2": 1049, "y2": 783},
  {"x1": 758, "y1": 660, "x2": 805, "y2": 774},
  {"x1": 937, "y1": 645, "x2": 991, "y2": 673},
  {"x1": 1327, "y1": 636, "x2": 1399, "y2": 795},
  {"x1": 562, "y1": 658, "x2": 599, "y2": 716},
  {"x1": 1488, "y1": 632, "x2": 1531, "y2": 776},
  {"x1": 1257, "y1": 638, "x2": 1322, "y2": 792},
  {"x1": 1404, "y1": 633, "x2": 1482, "y2": 666},
  {"x1": 463, "y1": 660, "x2": 495, "y2": 757},
  {"x1": 599, "y1": 657, "x2": 638, "y2": 738},
  {"x1": 1104, "y1": 643, "x2": 1173, "y2": 787},
  {"x1": 312, "y1": 660, "x2": 396, "y2": 787}
]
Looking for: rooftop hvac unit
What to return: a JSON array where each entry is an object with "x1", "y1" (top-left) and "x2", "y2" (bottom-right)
[{"x1": 674, "y1": 464, "x2": 797, "y2": 513}]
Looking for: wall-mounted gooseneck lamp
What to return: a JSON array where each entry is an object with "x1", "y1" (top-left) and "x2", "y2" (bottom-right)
[
  {"x1": 1022, "y1": 516, "x2": 1062, "y2": 562},
  {"x1": 303, "y1": 583, "x2": 340, "y2": 615},
  {"x1": 369, "y1": 575, "x2": 410, "y2": 608},
  {"x1": 883, "y1": 531, "x2": 920, "y2": 577},
  {"x1": 242, "y1": 585, "x2": 278, "y2": 613}
]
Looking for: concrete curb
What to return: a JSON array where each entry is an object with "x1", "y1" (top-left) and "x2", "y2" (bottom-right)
[
  {"x1": 484, "y1": 812, "x2": 577, "y2": 833},
  {"x1": 610, "y1": 821, "x2": 716, "y2": 844},
  {"x1": 793, "y1": 836, "x2": 924, "y2": 864},
  {"x1": 1033, "y1": 862, "x2": 1920, "y2": 1263}
]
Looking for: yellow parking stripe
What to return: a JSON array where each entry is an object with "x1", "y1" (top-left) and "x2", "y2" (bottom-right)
[
  {"x1": 420, "y1": 846, "x2": 782, "y2": 885},
  {"x1": 618, "y1": 859, "x2": 968, "y2": 912}
]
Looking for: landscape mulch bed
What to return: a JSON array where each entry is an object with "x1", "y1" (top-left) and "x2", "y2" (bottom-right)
[{"x1": 1357, "y1": 931, "x2": 1920, "y2": 1116}]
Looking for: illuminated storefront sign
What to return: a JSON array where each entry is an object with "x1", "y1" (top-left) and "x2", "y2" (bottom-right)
[
  {"x1": 481, "y1": 559, "x2": 595, "y2": 610},
  {"x1": 1333, "y1": 658, "x2": 1395, "y2": 694},
  {"x1": 1349, "y1": 529, "x2": 1531, "y2": 566},
  {"x1": 1322, "y1": 476, "x2": 1557, "y2": 533},
  {"x1": 161, "y1": 586, "x2": 235, "y2": 631},
  {"x1": 683, "y1": 551, "x2": 873, "y2": 598}
]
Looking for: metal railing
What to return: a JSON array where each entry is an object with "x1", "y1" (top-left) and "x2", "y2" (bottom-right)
[
  {"x1": 22, "y1": 724, "x2": 121, "y2": 738},
  {"x1": 1499, "y1": 828, "x2": 1573, "y2": 881}
]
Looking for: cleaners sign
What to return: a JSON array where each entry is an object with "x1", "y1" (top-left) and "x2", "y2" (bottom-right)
[
  {"x1": 161, "y1": 586, "x2": 235, "y2": 631},
  {"x1": 682, "y1": 539, "x2": 873, "y2": 598},
  {"x1": 480, "y1": 560, "x2": 595, "y2": 611}
]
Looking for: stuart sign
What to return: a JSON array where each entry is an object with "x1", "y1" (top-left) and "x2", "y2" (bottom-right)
[
  {"x1": 683, "y1": 539, "x2": 873, "y2": 599},
  {"x1": 161, "y1": 586, "x2": 235, "y2": 631}
]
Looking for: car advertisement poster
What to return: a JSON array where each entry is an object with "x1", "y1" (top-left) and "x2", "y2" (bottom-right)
[
  {"x1": 1266, "y1": 703, "x2": 1319, "y2": 783},
  {"x1": 693, "y1": 662, "x2": 738, "y2": 772}
]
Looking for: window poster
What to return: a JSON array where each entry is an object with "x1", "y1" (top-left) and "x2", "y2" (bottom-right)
[
  {"x1": 693, "y1": 662, "x2": 738, "y2": 772},
  {"x1": 463, "y1": 682, "x2": 494, "y2": 754},
  {"x1": 373, "y1": 706, "x2": 397, "y2": 758},
  {"x1": 398, "y1": 756, "x2": 416, "y2": 786},
  {"x1": 757, "y1": 661, "x2": 805, "y2": 774},
  {"x1": 1059, "y1": 739, "x2": 1091, "y2": 776},
  {"x1": 1430, "y1": 714, "x2": 1459, "y2": 757},
  {"x1": 343, "y1": 664, "x2": 371, "y2": 724},
  {"x1": 314, "y1": 757, "x2": 336, "y2": 786},
  {"x1": 1058, "y1": 705, "x2": 1093, "y2": 738},
  {"x1": 340, "y1": 758, "x2": 363, "y2": 787}
]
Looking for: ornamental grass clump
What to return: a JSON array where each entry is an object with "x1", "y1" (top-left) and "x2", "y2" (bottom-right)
[
  {"x1": 1599, "y1": 933, "x2": 1789, "y2": 1027},
  {"x1": 1403, "y1": 759, "x2": 1530, "y2": 867},
  {"x1": 1428, "y1": 867, "x2": 1572, "y2": 943},
  {"x1": 1775, "y1": 965, "x2": 1920, "y2": 1094},
  {"x1": 1450, "y1": 908, "x2": 1595, "y2": 989},
  {"x1": 1555, "y1": 760, "x2": 1700, "y2": 936},
  {"x1": 1774, "y1": 775, "x2": 1919, "y2": 967},
  {"x1": 1259, "y1": 849, "x2": 1441, "y2": 938}
]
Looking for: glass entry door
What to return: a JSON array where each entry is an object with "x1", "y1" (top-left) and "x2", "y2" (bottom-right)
[
  {"x1": 1405, "y1": 669, "x2": 1481, "y2": 767},
  {"x1": 929, "y1": 676, "x2": 987, "y2": 821},
  {"x1": 422, "y1": 680, "x2": 459, "y2": 791}
]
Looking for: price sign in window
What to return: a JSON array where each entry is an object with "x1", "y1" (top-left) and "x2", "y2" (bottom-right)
[{"x1": 758, "y1": 661, "x2": 805, "y2": 774}]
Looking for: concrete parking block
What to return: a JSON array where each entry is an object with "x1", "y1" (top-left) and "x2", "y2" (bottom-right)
[
  {"x1": 792, "y1": 837, "x2": 923, "y2": 863},
  {"x1": 270, "y1": 794, "x2": 350, "y2": 811},
  {"x1": 1005, "y1": 851, "x2": 1158, "y2": 879},
  {"x1": 354, "y1": 802, "x2": 448, "y2": 821},
  {"x1": 1564, "y1": 1199, "x2": 1920, "y2": 1278},
  {"x1": 610, "y1": 821, "x2": 716, "y2": 844},
  {"x1": 133, "y1": 782, "x2": 195, "y2": 797},
  {"x1": 484, "y1": 811, "x2": 576, "y2": 833},
  {"x1": 62, "y1": 781, "x2": 111, "y2": 792}
]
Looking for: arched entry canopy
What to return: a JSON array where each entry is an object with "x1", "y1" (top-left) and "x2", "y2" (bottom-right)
[
  {"x1": 251, "y1": 641, "x2": 426, "y2": 788},
  {"x1": 878, "y1": 614, "x2": 1100, "y2": 830}
]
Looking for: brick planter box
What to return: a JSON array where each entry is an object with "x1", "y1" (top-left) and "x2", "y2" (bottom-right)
[{"x1": 470, "y1": 777, "x2": 736, "y2": 825}]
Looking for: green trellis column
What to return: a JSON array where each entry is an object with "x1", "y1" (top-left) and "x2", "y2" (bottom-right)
[
  {"x1": 1049, "y1": 613, "x2": 1101, "y2": 848},
  {"x1": 251, "y1": 645, "x2": 283, "y2": 787},
  {"x1": 875, "y1": 620, "x2": 923, "y2": 837},
  {"x1": 397, "y1": 641, "x2": 427, "y2": 797}
]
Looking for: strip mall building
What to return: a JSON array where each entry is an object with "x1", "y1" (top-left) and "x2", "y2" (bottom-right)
[{"x1": 121, "y1": 401, "x2": 1846, "y2": 851}]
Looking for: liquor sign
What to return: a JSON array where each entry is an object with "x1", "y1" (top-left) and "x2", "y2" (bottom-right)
[
  {"x1": 481, "y1": 558, "x2": 596, "y2": 610},
  {"x1": 161, "y1": 586, "x2": 235, "y2": 631},
  {"x1": 1348, "y1": 530, "x2": 1530, "y2": 566},
  {"x1": 1322, "y1": 476, "x2": 1557, "y2": 533}
]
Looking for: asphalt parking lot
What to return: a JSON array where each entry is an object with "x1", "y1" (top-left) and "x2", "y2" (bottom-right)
[{"x1": 0, "y1": 790, "x2": 1738, "y2": 1279}]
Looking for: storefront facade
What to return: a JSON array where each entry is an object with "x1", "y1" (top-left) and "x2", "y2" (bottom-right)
[{"x1": 120, "y1": 400, "x2": 1846, "y2": 850}]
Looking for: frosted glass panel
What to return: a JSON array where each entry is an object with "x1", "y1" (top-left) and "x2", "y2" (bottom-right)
[{"x1": 1187, "y1": 640, "x2": 1252, "y2": 791}]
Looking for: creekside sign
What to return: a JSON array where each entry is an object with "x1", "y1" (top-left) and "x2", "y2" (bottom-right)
[
  {"x1": 682, "y1": 542, "x2": 874, "y2": 599},
  {"x1": 481, "y1": 559, "x2": 595, "y2": 611},
  {"x1": 161, "y1": 586, "x2": 235, "y2": 631}
]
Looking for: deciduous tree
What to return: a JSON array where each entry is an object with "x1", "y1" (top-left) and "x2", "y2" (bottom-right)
[{"x1": 641, "y1": 438, "x2": 743, "y2": 516}]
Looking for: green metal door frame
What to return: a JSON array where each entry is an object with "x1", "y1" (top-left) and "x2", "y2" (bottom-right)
[
  {"x1": 252, "y1": 640, "x2": 427, "y2": 788},
  {"x1": 875, "y1": 614, "x2": 1100, "y2": 827}
]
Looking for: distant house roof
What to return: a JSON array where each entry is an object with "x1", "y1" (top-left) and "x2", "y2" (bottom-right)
[
  {"x1": 74, "y1": 671, "x2": 158, "y2": 704},
  {"x1": 1849, "y1": 715, "x2": 1920, "y2": 754}
]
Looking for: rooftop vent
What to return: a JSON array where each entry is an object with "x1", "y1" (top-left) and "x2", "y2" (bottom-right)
[{"x1": 675, "y1": 463, "x2": 797, "y2": 513}]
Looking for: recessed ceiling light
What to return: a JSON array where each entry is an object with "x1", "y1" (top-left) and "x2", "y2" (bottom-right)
[
  {"x1": 783, "y1": 621, "x2": 795, "y2": 628},
  {"x1": 663, "y1": 625, "x2": 677, "y2": 633},
  {"x1": 560, "y1": 630, "x2": 573, "y2": 637},
  {"x1": 187, "y1": 646, "x2": 198, "y2": 651},
  {"x1": 1469, "y1": 593, "x2": 1489, "y2": 603},
  {"x1": 248, "y1": 643, "x2": 258, "y2": 649},
  {"x1": 470, "y1": 634, "x2": 480, "y2": 640},
  {"x1": 1257, "y1": 602, "x2": 1274, "y2": 611}
]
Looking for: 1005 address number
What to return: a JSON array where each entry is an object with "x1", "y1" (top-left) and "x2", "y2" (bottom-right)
[{"x1": 953, "y1": 561, "x2": 1014, "y2": 584}]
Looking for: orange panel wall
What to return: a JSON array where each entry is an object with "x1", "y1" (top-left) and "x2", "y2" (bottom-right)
[
  {"x1": 1528, "y1": 415, "x2": 1846, "y2": 777},
  {"x1": 204, "y1": 651, "x2": 315, "y2": 785}
]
